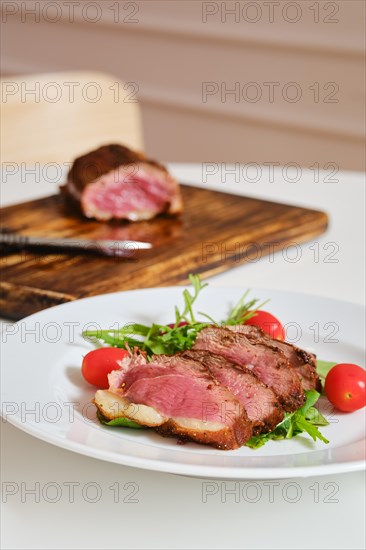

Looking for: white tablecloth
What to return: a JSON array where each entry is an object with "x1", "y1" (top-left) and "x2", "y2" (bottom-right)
[{"x1": 1, "y1": 165, "x2": 365, "y2": 550}]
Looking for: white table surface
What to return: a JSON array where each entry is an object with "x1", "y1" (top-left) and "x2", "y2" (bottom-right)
[{"x1": 1, "y1": 164, "x2": 365, "y2": 550}]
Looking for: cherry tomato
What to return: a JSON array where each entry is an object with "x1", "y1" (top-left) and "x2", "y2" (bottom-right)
[
  {"x1": 324, "y1": 363, "x2": 366, "y2": 412},
  {"x1": 81, "y1": 348, "x2": 129, "y2": 389},
  {"x1": 244, "y1": 310, "x2": 285, "y2": 340},
  {"x1": 166, "y1": 322, "x2": 189, "y2": 329}
]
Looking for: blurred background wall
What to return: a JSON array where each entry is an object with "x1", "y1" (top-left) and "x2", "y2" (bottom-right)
[{"x1": 1, "y1": 0, "x2": 365, "y2": 170}]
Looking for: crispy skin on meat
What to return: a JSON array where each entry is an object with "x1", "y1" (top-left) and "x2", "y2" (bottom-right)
[
  {"x1": 193, "y1": 327, "x2": 305, "y2": 412},
  {"x1": 155, "y1": 417, "x2": 249, "y2": 450},
  {"x1": 228, "y1": 325, "x2": 321, "y2": 392},
  {"x1": 67, "y1": 144, "x2": 146, "y2": 193}
]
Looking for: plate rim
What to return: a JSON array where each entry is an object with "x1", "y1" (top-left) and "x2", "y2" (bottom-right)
[{"x1": 4, "y1": 414, "x2": 365, "y2": 479}]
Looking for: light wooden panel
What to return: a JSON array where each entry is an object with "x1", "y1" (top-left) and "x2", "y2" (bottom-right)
[{"x1": 1, "y1": 1, "x2": 365, "y2": 169}]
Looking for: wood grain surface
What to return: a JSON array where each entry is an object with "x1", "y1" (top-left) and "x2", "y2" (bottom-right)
[{"x1": 0, "y1": 185, "x2": 328, "y2": 320}]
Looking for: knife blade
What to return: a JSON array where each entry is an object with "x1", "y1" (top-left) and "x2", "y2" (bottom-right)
[{"x1": 0, "y1": 232, "x2": 152, "y2": 257}]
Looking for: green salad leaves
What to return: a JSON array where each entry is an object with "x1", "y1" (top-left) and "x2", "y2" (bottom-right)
[
  {"x1": 316, "y1": 360, "x2": 338, "y2": 388},
  {"x1": 82, "y1": 274, "x2": 261, "y2": 357},
  {"x1": 246, "y1": 389, "x2": 329, "y2": 449},
  {"x1": 96, "y1": 411, "x2": 144, "y2": 429}
]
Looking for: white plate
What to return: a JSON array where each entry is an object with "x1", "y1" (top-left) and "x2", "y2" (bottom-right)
[{"x1": 1, "y1": 286, "x2": 365, "y2": 479}]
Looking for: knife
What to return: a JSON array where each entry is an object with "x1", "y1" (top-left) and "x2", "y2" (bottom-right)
[{"x1": 0, "y1": 232, "x2": 152, "y2": 257}]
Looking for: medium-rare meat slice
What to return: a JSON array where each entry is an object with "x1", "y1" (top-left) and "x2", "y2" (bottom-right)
[
  {"x1": 181, "y1": 349, "x2": 284, "y2": 434},
  {"x1": 193, "y1": 327, "x2": 305, "y2": 412},
  {"x1": 95, "y1": 351, "x2": 252, "y2": 450},
  {"x1": 228, "y1": 325, "x2": 321, "y2": 392},
  {"x1": 63, "y1": 144, "x2": 183, "y2": 221}
]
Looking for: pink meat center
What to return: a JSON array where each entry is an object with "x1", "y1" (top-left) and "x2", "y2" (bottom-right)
[
  {"x1": 82, "y1": 168, "x2": 171, "y2": 217},
  {"x1": 112, "y1": 365, "x2": 238, "y2": 424}
]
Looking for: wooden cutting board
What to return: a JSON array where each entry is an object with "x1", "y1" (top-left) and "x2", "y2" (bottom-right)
[{"x1": 0, "y1": 185, "x2": 328, "y2": 320}]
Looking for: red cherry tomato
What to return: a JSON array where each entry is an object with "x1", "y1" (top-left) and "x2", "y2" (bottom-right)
[
  {"x1": 324, "y1": 363, "x2": 366, "y2": 412},
  {"x1": 166, "y1": 322, "x2": 189, "y2": 329},
  {"x1": 244, "y1": 310, "x2": 285, "y2": 340},
  {"x1": 81, "y1": 348, "x2": 128, "y2": 389}
]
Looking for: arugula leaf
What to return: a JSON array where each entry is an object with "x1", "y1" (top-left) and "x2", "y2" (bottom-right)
[
  {"x1": 96, "y1": 411, "x2": 144, "y2": 429},
  {"x1": 175, "y1": 274, "x2": 209, "y2": 325},
  {"x1": 246, "y1": 390, "x2": 329, "y2": 449},
  {"x1": 297, "y1": 389, "x2": 321, "y2": 414},
  {"x1": 305, "y1": 407, "x2": 329, "y2": 426},
  {"x1": 316, "y1": 359, "x2": 337, "y2": 386},
  {"x1": 222, "y1": 290, "x2": 269, "y2": 325},
  {"x1": 246, "y1": 433, "x2": 275, "y2": 449},
  {"x1": 293, "y1": 415, "x2": 329, "y2": 443}
]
